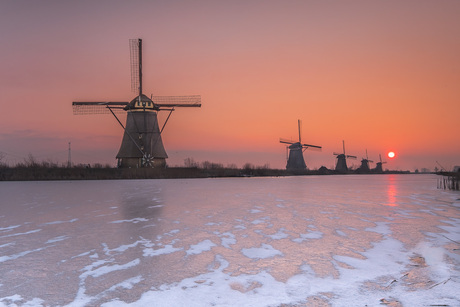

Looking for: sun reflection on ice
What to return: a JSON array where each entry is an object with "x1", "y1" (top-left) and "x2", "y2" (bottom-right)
[{"x1": 386, "y1": 175, "x2": 398, "y2": 207}]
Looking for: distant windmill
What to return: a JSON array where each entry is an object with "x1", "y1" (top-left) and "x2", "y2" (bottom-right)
[
  {"x1": 279, "y1": 120, "x2": 321, "y2": 170},
  {"x1": 72, "y1": 39, "x2": 201, "y2": 168},
  {"x1": 358, "y1": 149, "x2": 373, "y2": 173},
  {"x1": 373, "y1": 154, "x2": 387, "y2": 173},
  {"x1": 333, "y1": 140, "x2": 356, "y2": 173}
]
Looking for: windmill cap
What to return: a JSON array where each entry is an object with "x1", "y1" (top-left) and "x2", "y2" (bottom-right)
[{"x1": 125, "y1": 94, "x2": 158, "y2": 111}]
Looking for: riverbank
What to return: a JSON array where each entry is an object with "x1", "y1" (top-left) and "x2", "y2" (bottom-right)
[{"x1": 0, "y1": 166, "x2": 412, "y2": 181}]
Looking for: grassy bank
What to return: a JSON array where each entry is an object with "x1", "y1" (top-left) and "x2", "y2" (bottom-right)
[
  {"x1": 0, "y1": 165, "x2": 414, "y2": 181},
  {"x1": 0, "y1": 166, "x2": 304, "y2": 181}
]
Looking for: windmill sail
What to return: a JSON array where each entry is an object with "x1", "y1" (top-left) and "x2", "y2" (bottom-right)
[
  {"x1": 72, "y1": 102, "x2": 128, "y2": 115},
  {"x1": 130, "y1": 39, "x2": 141, "y2": 95},
  {"x1": 72, "y1": 96, "x2": 201, "y2": 115}
]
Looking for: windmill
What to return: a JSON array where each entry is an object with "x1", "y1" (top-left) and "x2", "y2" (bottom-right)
[
  {"x1": 72, "y1": 39, "x2": 201, "y2": 168},
  {"x1": 358, "y1": 149, "x2": 373, "y2": 173},
  {"x1": 279, "y1": 120, "x2": 321, "y2": 170},
  {"x1": 333, "y1": 140, "x2": 356, "y2": 173},
  {"x1": 373, "y1": 154, "x2": 387, "y2": 173}
]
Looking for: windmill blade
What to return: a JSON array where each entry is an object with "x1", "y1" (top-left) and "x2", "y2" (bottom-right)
[
  {"x1": 346, "y1": 155, "x2": 357, "y2": 159},
  {"x1": 157, "y1": 103, "x2": 201, "y2": 109},
  {"x1": 153, "y1": 95, "x2": 201, "y2": 108},
  {"x1": 301, "y1": 143, "x2": 322, "y2": 149},
  {"x1": 298, "y1": 119, "x2": 302, "y2": 143},
  {"x1": 72, "y1": 102, "x2": 128, "y2": 106},
  {"x1": 130, "y1": 38, "x2": 142, "y2": 95},
  {"x1": 302, "y1": 145, "x2": 322, "y2": 152},
  {"x1": 333, "y1": 152, "x2": 341, "y2": 156},
  {"x1": 280, "y1": 138, "x2": 296, "y2": 144},
  {"x1": 72, "y1": 102, "x2": 128, "y2": 115}
]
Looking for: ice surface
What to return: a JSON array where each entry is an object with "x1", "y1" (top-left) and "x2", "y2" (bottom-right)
[{"x1": 0, "y1": 175, "x2": 459, "y2": 306}]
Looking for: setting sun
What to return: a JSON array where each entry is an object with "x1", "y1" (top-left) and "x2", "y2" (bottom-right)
[{"x1": 388, "y1": 151, "x2": 396, "y2": 159}]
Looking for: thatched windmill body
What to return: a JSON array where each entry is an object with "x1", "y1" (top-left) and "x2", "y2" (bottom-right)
[
  {"x1": 333, "y1": 140, "x2": 356, "y2": 173},
  {"x1": 72, "y1": 39, "x2": 201, "y2": 168},
  {"x1": 280, "y1": 120, "x2": 321, "y2": 170}
]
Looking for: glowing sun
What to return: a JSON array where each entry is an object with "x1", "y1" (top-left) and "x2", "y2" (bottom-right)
[{"x1": 388, "y1": 151, "x2": 395, "y2": 158}]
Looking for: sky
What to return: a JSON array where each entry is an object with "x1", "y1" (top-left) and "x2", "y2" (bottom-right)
[{"x1": 0, "y1": 0, "x2": 459, "y2": 171}]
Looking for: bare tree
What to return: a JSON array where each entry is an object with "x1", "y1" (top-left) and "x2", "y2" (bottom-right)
[
  {"x1": 256, "y1": 163, "x2": 270, "y2": 170},
  {"x1": 226, "y1": 163, "x2": 238, "y2": 169},
  {"x1": 0, "y1": 152, "x2": 6, "y2": 167},
  {"x1": 24, "y1": 154, "x2": 39, "y2": 168},
  {"x1": 184, "y1": 157, "x2": 198, "y2": 168}
]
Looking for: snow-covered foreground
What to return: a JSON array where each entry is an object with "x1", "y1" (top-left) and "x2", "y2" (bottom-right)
[{"x1": 0, "y1": 175, "x2": 459, "y2": 306}]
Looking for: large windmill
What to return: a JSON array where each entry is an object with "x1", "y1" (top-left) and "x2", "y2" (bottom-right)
[
  {"x1": 373, "y1": 154, "x2": 387, "y2": 173},
  {"x1": 358, "y1": 149, "x2": 373, "y2": 173},
  {"x1": 279, "y1": 120, "x2": 321, "y2": 170},
  {"x1": 72, "y1": 39, "x2": 201, "y2": 168},
  {"x1": 333, "y1": 140, "x2": 356, "y2": 173}
]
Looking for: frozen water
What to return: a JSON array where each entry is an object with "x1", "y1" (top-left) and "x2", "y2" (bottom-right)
[{"x1": 0, "y1": 174, "x2": 459, "y2": 306}]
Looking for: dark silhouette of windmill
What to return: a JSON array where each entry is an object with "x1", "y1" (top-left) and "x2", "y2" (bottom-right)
[
  {"x1": 279, "y1": 120, "x2": 321, "y2": 170},
  {"x1": 358, "y1": 149, "x2": 373, "y2": 173},
  {"x1": 333, "y1": 140, "x2": 356, "y2": 173},
  {"x1": 373, "y1": 154, "x2": 387, "y2": 173},
  {"x1": 72, "y1": 39, "x2": 201, "y2": 168}
]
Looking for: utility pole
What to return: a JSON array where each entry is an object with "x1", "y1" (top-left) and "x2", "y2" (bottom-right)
[{"x1": 68, "y1": 142, "x2": 72, "y2": 168}]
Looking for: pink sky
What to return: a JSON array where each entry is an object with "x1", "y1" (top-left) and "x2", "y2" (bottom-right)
[{"x1": 1, "y1": 1, "x2": 459, "y2": 171}]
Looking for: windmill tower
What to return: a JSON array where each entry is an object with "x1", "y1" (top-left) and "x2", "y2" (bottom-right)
[
  {"x1": 373, "y1": 154, "x2": 387, "y2": 173},
  {"x1": 72, "y1": 39, "x2": 201, "y2": 168},
  {"x1": 333, "y1": 140, "x2": 356, "y2": 173},
  {"x1": 279, "y1": 120, "x2": 321, "y2": 170},
  {"x1": 358, "y1": 149, "x2": 373, "y2": 173}
]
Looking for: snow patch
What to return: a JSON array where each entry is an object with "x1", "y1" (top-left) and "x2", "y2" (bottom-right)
[
  {"x1": 110, "y1": 218, "x2": 148, "y2": 224},
  {"x1": 241, "y1": 244, "x2": 283, "y2": 259},
  {"x1": 186, "y1": 240, "x2": 216, "y2": 256},
  {"x1": 143, "y1": 245, "x2": 183, "y2": 257}
]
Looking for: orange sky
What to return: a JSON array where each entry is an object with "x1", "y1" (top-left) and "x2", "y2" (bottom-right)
[{"x1": 1, "y1": 1, "x2": 459, "y2": 171}]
